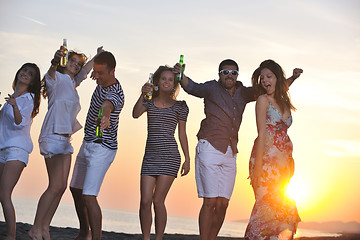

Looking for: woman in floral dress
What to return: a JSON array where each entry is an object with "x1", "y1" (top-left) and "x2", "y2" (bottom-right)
[{"x1": 245, "y1": 60, "x2": 302, "y2": 240}]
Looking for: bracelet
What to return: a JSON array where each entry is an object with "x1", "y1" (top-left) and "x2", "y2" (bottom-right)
[{"x1": 51, "y1": 58, "x2": 60, "y2": 66}]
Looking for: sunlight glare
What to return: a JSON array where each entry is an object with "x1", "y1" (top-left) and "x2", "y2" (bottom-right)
[{"x1": 285, "y1": 178, "x2": 309, "y2": 207}]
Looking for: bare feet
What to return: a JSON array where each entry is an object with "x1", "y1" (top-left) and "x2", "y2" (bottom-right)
[
  {"x1": 28, "y1": 228, "x2": 43, "y2": 240},
  {"x1": 42, "y1": 229, "x2": 51, "y2": 240},
  {"x1": 74, "y1": 232, "x2": 92, "y2": 240},
  {"x1": 5, "y1": 235, "x2": 16, "y2": 240}
]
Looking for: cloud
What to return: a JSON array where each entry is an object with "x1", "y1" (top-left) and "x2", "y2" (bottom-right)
[
  {"x1": 293, "y1": 1, "x2": 359, "y2": 29},
  {"x1": 20, "y1": 16, "x2": 46, "y2": 26},
  {"x1": 322, "y1": 139, "x2": 360, "y2": 158}
]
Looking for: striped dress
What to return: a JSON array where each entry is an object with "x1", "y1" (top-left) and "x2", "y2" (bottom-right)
[{"x1": 141, "y1": 99, "x2": 189, "y2": 178}]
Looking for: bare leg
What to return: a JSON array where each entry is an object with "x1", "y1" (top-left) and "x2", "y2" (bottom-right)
[
  {"x1": 42, "y1": 154, "x2": 72, "y2": 238},
  {"x1": 0, "y1": 161, "x2": 25, "y2": 240},
  {"x1": 153, "y1": 175, "x2": 175, "y2": 240},
  {"x1": 209, "y1": 197, "x2": 229, "y2": 239},
  {"x1": 29, "y1": 154, "x2": 71, "y2": 240},
  {"x1": 198, "y1": 197, "x2": 216, "y2": 240},
  {"x1": 139, "y1": 175, "x2": 156, "y2": 240},
  {"x1": 70, "y1": 187, "x2": 91, "y2": 240},
  {"x1": 83, "y1": 195, "x2": 102, "y2": 240}
]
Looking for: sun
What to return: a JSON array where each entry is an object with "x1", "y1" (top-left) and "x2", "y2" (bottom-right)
[{"x1": 285, "y1": 177, "x2": 309, "y2": 207}]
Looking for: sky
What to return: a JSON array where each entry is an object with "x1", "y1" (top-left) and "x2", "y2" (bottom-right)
[{"x1": 0, "y1": 0, "x2": 359, "y2": 225}]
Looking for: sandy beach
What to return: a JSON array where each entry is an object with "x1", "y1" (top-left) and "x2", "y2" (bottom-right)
[
  {"x1": 1, "y1": 221, "x2": 360, "y2": 240},
  {"x1": 1, "y1": 221, "x2": 242, "y2": 240}
]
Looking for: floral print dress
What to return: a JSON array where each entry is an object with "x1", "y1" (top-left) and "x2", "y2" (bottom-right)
[{"x1": 245, "y1": 103, "x2": 301, "y2": 240}]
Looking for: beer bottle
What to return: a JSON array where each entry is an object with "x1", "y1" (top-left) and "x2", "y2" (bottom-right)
[
  {"x1": 60, "y1": 39, "x2": 68, "y2": 67},
  {"x1": 144, "y1": 73, "x2": 153, "y2": 100},
  {"x1": 176, "y1": 55, "x2": 184, "y2": 82},
  {"x1": 95, "y1": 107, "x2": 103, "y2": 143}
]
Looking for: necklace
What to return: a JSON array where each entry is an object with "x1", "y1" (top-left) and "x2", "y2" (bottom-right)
[
  {"x1": 155, "y1": 99, "x2": 173, "y2": 108},
  {"x1": 12, "y1": 89, "x2": 27, "y2": 98},
  {"x1": 19, "y1": 90, "x2": 27, "y2": 96},
  {"x1": 14, "y1": 90, "x2": 28, "y2": 98}
]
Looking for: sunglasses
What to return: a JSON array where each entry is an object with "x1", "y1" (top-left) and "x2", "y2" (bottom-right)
[{"x1": 219, "y1": 69, "x2": 239, "y2": 76}]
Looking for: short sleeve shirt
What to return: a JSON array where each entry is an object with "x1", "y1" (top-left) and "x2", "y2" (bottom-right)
[{"x1": 84, "y1": 79, "x2": 125, "y2": 150}]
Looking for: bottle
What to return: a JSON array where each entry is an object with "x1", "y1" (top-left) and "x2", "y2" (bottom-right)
[
  {"x1": 176, "y1": 55, "x2": 184, "y2": 82},
  {"x1": 95, "y1": 107, "x2": 103, "y2": 143},
  {"x1": 144, "y1": 73, "x2": 153, "y2": 100},
  {"x1": 60, "y1": 39, "x2": 68, "y2": 67}
]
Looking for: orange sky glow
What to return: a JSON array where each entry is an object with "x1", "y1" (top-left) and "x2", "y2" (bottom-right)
[{"x1": 1, "y1": 0, "x2": 359, "y2": 227}]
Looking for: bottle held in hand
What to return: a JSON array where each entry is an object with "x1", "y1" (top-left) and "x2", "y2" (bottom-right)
[
  {"x1": 60, "y1": 38, "x2": 68, "y2": 67},
  {"x1": 144, "y1": 73, "x2": 153, "y2": 100},
  {"x1": 176, "y1": 55, "x2": 184, "y2": 82},
  {"x1": 95, "y1": 107, "x2": 103, "y2": 143}
]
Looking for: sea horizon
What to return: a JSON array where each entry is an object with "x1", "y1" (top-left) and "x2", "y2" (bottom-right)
[{"x1": 0, "y1": 197, "x2": 342, "y2": 238}]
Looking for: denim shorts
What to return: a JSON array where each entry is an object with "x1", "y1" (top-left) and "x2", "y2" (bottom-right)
[
  {"x1": 0, "y1": 147, "x2": 29, "y2": 166},
  {"x1": 70, "y1": 141, "x2": 116, "y2": 196},
  {"x1": 39, "y1": 134, "x2": 73, "y2": 159},
  {"x1": 195, "y1": 139, "x2": 237, "y2": 200}
]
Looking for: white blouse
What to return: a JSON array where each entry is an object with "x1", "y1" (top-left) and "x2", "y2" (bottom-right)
[
  {"x1": 0, "y1": 93, "x2": 35, "y2": 153},
  {"x1": 39, "y1": 68, "x2": 87, "y2": 141}
]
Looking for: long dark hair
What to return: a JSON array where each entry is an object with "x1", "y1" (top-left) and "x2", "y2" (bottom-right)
[
  {"x1": 152, "y1": 65, "x2": 180, "y2": 100},
  {"x1": 13, "y1": 63, "x2": 42, "y2": 118},
  {"x1": 252, "y1": 59, "x2": 295, "y2": 112},
  {"x1": 42, "y1": 51, "x2": 88, "y2": 98}
]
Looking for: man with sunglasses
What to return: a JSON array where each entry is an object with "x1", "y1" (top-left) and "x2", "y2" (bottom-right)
[{"x1": 174, "y1": 59, "x2": 301, "y2": 240}]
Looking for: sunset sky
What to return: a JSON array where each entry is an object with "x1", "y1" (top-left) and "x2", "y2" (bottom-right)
[{"x1": 0, "y1": 0, "x2": 359, "y2": 225}]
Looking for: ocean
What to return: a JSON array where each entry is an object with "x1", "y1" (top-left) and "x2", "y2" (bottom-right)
[{"x1": 1, "y1": 197, "x2": 340, "y2": 238}]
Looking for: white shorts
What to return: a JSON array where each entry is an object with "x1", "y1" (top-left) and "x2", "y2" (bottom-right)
[
  {"x1": 39, "y1": 134, "x2": 73, "y2": 159},
  {"x1": 195, "y1": 139, "x2": 237, "y2": 200},
  {"x1": 70, "y1": 141, "x2": 116, "y2": 196},
  {"x1": 0, "y1": 147, "x2": 29, "y2": 166}
]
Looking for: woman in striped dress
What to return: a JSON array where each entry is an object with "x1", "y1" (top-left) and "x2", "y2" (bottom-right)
[{"x1": 133, "y1": 65, "x2": 190, "y2": 240}]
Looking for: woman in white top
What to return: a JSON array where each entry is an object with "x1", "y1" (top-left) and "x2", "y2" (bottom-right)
[
  {"x1": 0, "y1": 63, "x2": 42, "y2": 240},
  {"x1": 29, "y1": 45, "x2": 103, "y2": 240}
]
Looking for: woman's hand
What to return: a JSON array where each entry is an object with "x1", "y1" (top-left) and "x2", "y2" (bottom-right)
[
  {"x1": 6, "y1": 94, "x2": 22, "y2": 124},
  {"x1": 180, "y1": 158, "x2": 190, "y2": 176},
  {"x1": 142, "y1": 82, "x2": 153, "y2": 95},
  {"x1": 250, "y1": 164, "x2": 263, "y2": 188},
  {"x1": 5, "y1": 94, "x2": 17, "y2": 107},
  {"x1": 291, "y1": 68, "x2": 303, "y2": 80},
  {"x1": 51, "y1": 47, "x2": 64, "y2": 66}
]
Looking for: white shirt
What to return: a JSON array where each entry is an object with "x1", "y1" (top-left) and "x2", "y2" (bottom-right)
[
  {"x1": 0, "y1": 93, "x2": 35, "y2": 153},
  {"x1": 39, "y1": 68, "x2": 87, "y2": 140}
]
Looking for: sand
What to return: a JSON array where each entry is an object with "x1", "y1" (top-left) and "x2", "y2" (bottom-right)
[
  {"x1": 1, "y1": 221, "x2": 360, "y2": 240},
  {"x1": 0, "y1": 221, "x2": 242, "y2": 240}
]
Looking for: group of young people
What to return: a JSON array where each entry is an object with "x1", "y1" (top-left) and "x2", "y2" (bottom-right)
[{"x1": 0, "y1": 42, "x2": 303, "y2": 240}]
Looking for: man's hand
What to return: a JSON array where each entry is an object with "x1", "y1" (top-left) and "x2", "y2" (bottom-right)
[{"x1": 173, "y1": 62, "x2": 185, "y2": 75}]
